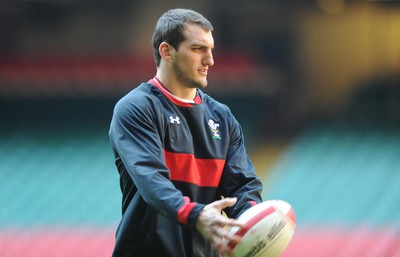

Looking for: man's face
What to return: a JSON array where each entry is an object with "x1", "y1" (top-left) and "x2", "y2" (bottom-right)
[{"x1": 172, "y1": 23, "x2": 214, "y2": 89}]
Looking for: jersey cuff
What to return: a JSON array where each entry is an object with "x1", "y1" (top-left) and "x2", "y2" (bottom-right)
[
  {"x1": 249, "y1": 200, "x2": 257, "y2": 207},
  {"x1": 177, "y1": 196, "x2": 205, "y2": 227},
  {"x1": 177, "y1": 196, "x2": 196, "y2": 225}
]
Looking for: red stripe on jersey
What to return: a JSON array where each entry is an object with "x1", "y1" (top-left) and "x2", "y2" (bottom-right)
[
  {"x1": 177, "y1": 196, "x2": 196, "y2": 225},
  {"x1": 164, "y1": 150, "x2": 225, "y2": 187}
]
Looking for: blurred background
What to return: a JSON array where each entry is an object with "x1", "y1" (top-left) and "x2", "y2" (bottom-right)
[{"x1": 1, "y1": 0, "x2": 400, "y2": 256}]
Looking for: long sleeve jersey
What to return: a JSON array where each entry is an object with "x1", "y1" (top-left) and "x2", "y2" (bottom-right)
[{"x1": 109, "y1": 78, "x2": 263, "y2": 257}]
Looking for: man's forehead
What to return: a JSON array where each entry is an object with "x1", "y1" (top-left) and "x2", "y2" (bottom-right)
[{"x1": 182, "y1": 24, "x2": 214, "y2": 46}]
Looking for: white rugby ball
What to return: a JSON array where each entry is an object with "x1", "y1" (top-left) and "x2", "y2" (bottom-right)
[{"x1": 224, "y1": 200, "x2": 296, "y2": 257}]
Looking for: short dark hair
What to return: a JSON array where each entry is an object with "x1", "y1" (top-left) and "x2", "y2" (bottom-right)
[{"x1": 151, "y1": 8, "x2": 213, "y2": 67}]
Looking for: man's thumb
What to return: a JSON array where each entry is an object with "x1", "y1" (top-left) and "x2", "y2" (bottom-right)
[{"x1": 214, "y1": 197, "x2": 237, "y2": 210}]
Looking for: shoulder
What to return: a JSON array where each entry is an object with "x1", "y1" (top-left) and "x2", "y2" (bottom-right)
[
  {"x1": 114, "y1": 83, "x2": 161, "y2": 114},
  {"x1": 200, "y1": 91, "x2": 237, "y2": 127},
  {"x1": 199, "y1": 90, "x2": 232, "y2": 114},
  {"x1": 115, "y1": 83, "x2": 153, "y2": 108},
  {"x1": 200, "y1": 91, "x2": 243, "y2": 136},
  {"x1": 112, "y1": 82, "x2": 165, "y2": 125}
]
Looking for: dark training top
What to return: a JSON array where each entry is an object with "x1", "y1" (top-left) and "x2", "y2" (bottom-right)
[{"x1": 109, "y1": 78, "x2": 263, "y2": 257}]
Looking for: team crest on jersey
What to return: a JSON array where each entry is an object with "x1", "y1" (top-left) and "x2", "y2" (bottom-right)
[{"x1": 208, "y1": 119, "x2": 221, "y2": 139}]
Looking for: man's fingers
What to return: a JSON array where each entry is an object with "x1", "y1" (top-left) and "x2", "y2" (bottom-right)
[
  {"x1": 210, "y1": 197, "x2": 237, "y2": 211},
  {"x1": 224, "y1": 217, "x2": 244, "y2": 228},
  {"x1": 196, "y1": 197, "x2": 244, "y2": 256},
  {"x1": 209, "y1": 226, "x2": 240, "y2": 257},
  {"x1": 208, "y1": 215, "x2": 244, "y2": 231}
]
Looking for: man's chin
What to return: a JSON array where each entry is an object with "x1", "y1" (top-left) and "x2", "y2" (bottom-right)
[
  {"x1": 188, "y1": 79, "x2": 208, "y2": 89},
  {"x1": 198, "y1": 83, "x2": 208, "y2": 89},
  {"x1": 197, "y1": 79, "x2": 208, "y2": 89}
]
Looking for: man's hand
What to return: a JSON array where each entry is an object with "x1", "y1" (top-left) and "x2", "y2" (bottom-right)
[{"x1": 195, "y1": 197, "x2": 243, "y2": 256}]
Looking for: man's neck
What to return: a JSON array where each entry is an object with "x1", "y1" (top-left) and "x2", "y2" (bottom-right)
[{"x1": 155, "y1": 72, "x2": 197, "y2": 101}]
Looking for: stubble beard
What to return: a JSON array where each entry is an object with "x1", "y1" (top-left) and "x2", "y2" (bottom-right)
[{"x1": 173, "y1": 61, "x2": 208, "y2": 90}]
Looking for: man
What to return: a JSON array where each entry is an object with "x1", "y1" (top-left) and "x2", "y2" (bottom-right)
[{"x1": 109, "y1": 8, "x2": 263, "y2": 257}]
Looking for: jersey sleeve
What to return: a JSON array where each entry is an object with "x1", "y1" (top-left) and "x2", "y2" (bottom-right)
[
  {"x1": 109, "y1": 93, "x2": 204, "y2": 227},
  {"x1": 218, "y1": 111, "x2": 263, "y2": 218}
]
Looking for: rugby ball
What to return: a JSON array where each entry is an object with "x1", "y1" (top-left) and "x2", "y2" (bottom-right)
[{"x1": 224, "y1": 200, "x2": 296, "y2": 257}]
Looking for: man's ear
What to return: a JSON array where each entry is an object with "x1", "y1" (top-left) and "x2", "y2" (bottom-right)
[{"x1": 159, "y1": 42, "x2": 174, "y2": 63}]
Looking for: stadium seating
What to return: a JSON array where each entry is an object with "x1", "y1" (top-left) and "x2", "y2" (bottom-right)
[
  {"x1": 0, "y1": 124, "x2": 120, "y2": 257},
  {"x1": 263, "y1": 122, "x2": 400, "y2": 256},
  {"x1": 1, "y1": 120, "x2": 399, "y2": 256}
]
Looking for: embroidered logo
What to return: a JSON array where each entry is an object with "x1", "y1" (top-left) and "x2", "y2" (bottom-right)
[
  {"x1": 169, "y1": 116, "x2": 180, "y2": 124},
  {"x1": 208, "y1": 119, "x2": 221, "y2": 139}
]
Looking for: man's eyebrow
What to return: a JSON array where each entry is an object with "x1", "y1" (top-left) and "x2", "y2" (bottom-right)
[{"x1": 191, "y1": 44, "x2": 214, "y2": 49}]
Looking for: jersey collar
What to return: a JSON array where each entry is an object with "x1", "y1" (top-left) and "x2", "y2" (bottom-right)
[{"x1": 149, "y1": 77, "x2": 202, "y2": 107}]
